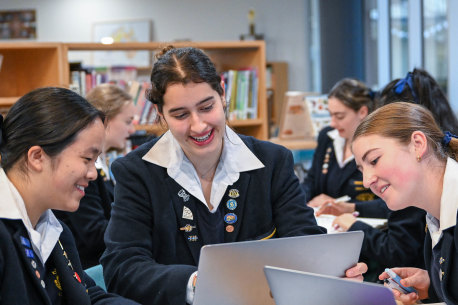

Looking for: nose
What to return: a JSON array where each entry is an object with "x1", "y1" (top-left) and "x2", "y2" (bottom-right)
[
  {"x1": 362, "y1": 169, "x2": 377, "y2": 189},
  {"x1": 330, "y1": 116, "x2": 337, "y2": 129},
  {"x1": 87, "y1": 162, "x2": 98, "y2": 181},
  {"x1": 128, "y1": 123, "x2": 136, "y2": 135},
  {"x1": 189, "y1": 112, "x2": 206, "y2": 133}
]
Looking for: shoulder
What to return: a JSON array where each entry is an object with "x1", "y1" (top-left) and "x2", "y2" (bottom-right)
[
  {"x1": 238, "y1": 134, "x2": 292, "y2": 164},
  {"x1": 317, "y1": 126, "x2": 334, "y2": 143}
]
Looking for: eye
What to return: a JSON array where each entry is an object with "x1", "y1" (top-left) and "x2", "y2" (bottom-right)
[
  {"x1": 173, "y1": 112, "x2": 189, "y2": 120},
  {"x1": 201, "y1": 103, "x2": 214, "y2": 112},
  {"x1": 370, "y1": 156, "x2": 380, "y2": 166}
]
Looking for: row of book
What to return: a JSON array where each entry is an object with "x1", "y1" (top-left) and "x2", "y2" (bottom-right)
[
  {"x1": 127, "y1": 80, "x2": 157, "y2": 126},
  {"x1": 69, "y1": 64, "x2": 141, "y2": 97},
  {"x1": 222, "y1": 68, "x2": 259, "y2": 120}
]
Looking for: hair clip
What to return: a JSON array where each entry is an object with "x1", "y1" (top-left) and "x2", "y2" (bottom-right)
[
  {"x1": 393, "y1": 72, "x2": 419, "y2": 103},
  {"x1": 442, "y1": 131, "x2": 458, "y2": 147}
]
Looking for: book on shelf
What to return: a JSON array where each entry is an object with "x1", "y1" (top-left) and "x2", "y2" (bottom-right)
[
  {"x1": 278, "y1": 92, "x2": 330, "y2": 140},
  {"x1": 222, "y1": 67, "x2": 258, "y2": 121}
]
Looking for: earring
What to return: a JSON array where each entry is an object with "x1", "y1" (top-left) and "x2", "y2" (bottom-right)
[{"x1": 416, "y1": 155, "x2": 421, "y2": 162}]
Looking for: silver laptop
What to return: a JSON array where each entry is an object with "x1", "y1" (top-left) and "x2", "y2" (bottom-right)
[
  {"x1": 264, "y1": 266, "x2": 397, "y2": 305},
  {"x1": 193, "y1": 231, "x2": 364, "y2": 305}
]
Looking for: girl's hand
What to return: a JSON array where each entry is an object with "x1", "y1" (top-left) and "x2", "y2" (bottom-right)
[{"x1": 379, "y1": 267, "x2": 430, "y2": 304}]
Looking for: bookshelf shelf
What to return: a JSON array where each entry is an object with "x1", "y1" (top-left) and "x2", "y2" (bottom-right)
[
  {"x1": 269, "y1": 137, "x2": 317, "y2": 150},
  {"x1": 0, "y1": 97, "x2": 18, "y2": 107}
]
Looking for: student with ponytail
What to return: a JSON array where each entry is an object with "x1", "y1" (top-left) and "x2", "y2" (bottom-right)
[{"x1": 352, "y1": 102, "x2": 458, "y2": 304}]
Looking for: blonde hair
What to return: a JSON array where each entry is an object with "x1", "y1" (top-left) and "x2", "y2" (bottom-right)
[
  {"x1": 352, "y1": 102, "x2": 458, "y2": 162},
  {"x1": 85, "y1": 84, "x2": 132, "y2": 121}
]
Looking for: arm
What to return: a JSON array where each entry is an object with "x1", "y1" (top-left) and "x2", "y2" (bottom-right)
[
  {"x1": 271, "y1": 146, "x2": 327, "y2": 237},
  {"x1": 101, "y1": 157, "x2": 196, "y2": 305},
  {"x1": 354, "y1": 198, "x2": 390, "y2": 218},
  {"x1": 302, "y1": 127, "x2": 332, "y2": 203},
  {"x1": 348, "y1": 207, "x2": 426, "y2": 268}
]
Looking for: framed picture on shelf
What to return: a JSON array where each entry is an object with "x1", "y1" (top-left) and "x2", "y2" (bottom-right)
[
  {"x1": 0, "y1": 9, "x2": 36, "y2": 40},
  {"x1": 92, "y1": 19, "x2": 152, "y2": 67}
]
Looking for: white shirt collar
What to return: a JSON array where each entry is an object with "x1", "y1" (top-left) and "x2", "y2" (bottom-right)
[
  {"x1": 327, "y1": 129, "x2": 354, "y2": 168},
  {"x1": 142, "y1": 126, "x2": 264, "y2": 212},
  {"x1": 426, "y1": 157, "x2": 458, "y2": 248},
  {"x1": 0, "y1": 168, "x2": 62, "y2": 264}
]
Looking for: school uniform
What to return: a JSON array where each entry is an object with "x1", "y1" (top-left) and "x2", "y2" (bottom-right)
[
  {"x1": 55, "y1": 156, "x2": 114, "y2": 269},
  {"x1": 0, "y1": 168, "x2": 138, "y2": 305},
  {"x1": 101, "y1": 127, "x2": 326, "y2": 305},
  {"x1": 303, "y1": 127, "x2": 381, "y2": 210},
  {"x1": 304, "y1": 126, "x2": 426, "y2": 278},
  {"x1": 423, "y1": 158, "x2": 458, "y2": 304}
]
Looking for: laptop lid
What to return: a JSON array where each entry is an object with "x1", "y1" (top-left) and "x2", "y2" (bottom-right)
[
  {"x1": 193, "y1": 231, "x2": 364, "y2": 305},
  {"x1": 264, "y1": 265, "x2": 397, "y2": 305}
]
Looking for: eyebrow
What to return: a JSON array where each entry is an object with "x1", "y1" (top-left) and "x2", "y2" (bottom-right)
[
  {"x1": 85, "y1": 147, "x2": 101, "y2": 156},
  {"x1": 361, "y1": 148, "x2": 378, "y2": 163},
  {"x1": 168, "y1": 96, "x2": 214, "y2": 114}
]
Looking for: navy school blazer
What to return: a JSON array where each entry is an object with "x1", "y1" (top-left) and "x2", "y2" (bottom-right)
[
  {"x1": 424, "y1": 211, "x2": 458, "y2": 304},
  {"x1": 101, "y1": 134, "x2": 326, "y2": 305},
  {"x1": 0, "y1": 218, "x2": 138, "y2": 305}
]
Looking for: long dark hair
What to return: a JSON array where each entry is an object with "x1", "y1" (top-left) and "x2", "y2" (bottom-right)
[
  {"x1": 0, "y1": 87, "x2": 105, "y2": 173},
  {"x1": 380, "y1": 68, "x2": 458, "y2": 134},
  {"x1": 146, "y1": 46, "x2": 223, "y2": 114}
]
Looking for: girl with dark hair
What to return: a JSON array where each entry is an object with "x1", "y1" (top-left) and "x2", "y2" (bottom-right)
[
  {"x1": 0, "y1": 87, "x2": 138, "y2": 304},
  {"x1": 55, "y1": 84, "x2": 136, "y2": 269},
  {"x1": 100, "y1": 47, "x2": 366, "y2": 305},
  {"x1": 352, "y1": 102, "x2": 458, "y2": 305},
  {"x1": 380, "y1": 68, "x2": 458, "y2": 134}
]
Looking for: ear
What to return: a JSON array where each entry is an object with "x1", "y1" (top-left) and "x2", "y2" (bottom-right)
[
  {"x1": 358, "y1": 105, "x2": 369, "y2": 118},
  {"x1": 220, "y1": 80, "x2": 227, "y2": 109},
  {"x1": 26, "y1": 146, "x2": 46, "y2": 172},
  {"x1": 411, "y1": 131, "x2": 428, "y2": 158}
]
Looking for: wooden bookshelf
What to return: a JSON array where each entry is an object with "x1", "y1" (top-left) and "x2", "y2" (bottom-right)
[
  {"x1": 63, "y1": 41, "x2": 268, "y2": 140},
  {"x1": 0, "y1": 42, "x2": 67, "y2": 109},
  {"x1": 0, "y1": 41, "x2": 268, "y2": 140}
]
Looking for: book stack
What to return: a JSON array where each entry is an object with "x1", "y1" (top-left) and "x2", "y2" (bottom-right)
[{"x1": 221, "y1": 67, "x2": 259, "y2": 120}]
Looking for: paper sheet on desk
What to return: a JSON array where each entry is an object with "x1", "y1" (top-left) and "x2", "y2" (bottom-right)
[{"x1": 314, "y1": 209, "x2": 387, "y2": 233}]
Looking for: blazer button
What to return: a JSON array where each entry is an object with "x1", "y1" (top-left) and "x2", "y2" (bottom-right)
[{"x1": 439, "y1": 257, "x2": 445, "y2": 264}]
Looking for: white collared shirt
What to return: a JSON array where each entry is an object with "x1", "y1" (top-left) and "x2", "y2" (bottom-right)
[
  {"x1": 0, "y1": 168, "x2": 62, "y2": 265},
  {"x1": 426, "y1": 157, "x2": 458, "y2": 248},
  {"x1": 327, "y1": 129, "x2": 354, "y2": 168},
  {"x1": 142, "y1": 125, "x2": 265, "y2": 212}
]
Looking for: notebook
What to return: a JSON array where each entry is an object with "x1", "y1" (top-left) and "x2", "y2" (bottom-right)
[
  {"x1": 193, "y1": 231, "x2": 364, "y2": 305},
  {"x1": 264, "y1": 265, "x2": 397, "y2": 305}
]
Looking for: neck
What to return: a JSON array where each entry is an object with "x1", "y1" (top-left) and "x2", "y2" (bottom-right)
[
  {"x1": 415, "y1": 158, "x2": 446, "y2": 220},
  {"x1": 7, "y1": 168, "x2": 44, "y2": 228}
]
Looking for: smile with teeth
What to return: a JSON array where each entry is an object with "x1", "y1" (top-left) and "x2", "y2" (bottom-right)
[
  {"x1": 76, "y1": 185, "x2": 85, "y2": 192},
  {"x1": 380, "y1": 185, "x2": 389, "y2": 194},
  {"x1": 191, "y1": 130, "x2": 212, "y2": 142}
]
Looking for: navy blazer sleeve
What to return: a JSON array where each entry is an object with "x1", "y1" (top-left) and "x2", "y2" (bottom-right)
[
  {"x1": 302, "y1": 126, "x2": 331, "y2": 202},
  {"x1": 349, "y1": 207, "x2": 426, "y2": 269},
  {"x1": 354, "y1": 198, "x2": 390, "y2": 219}
]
